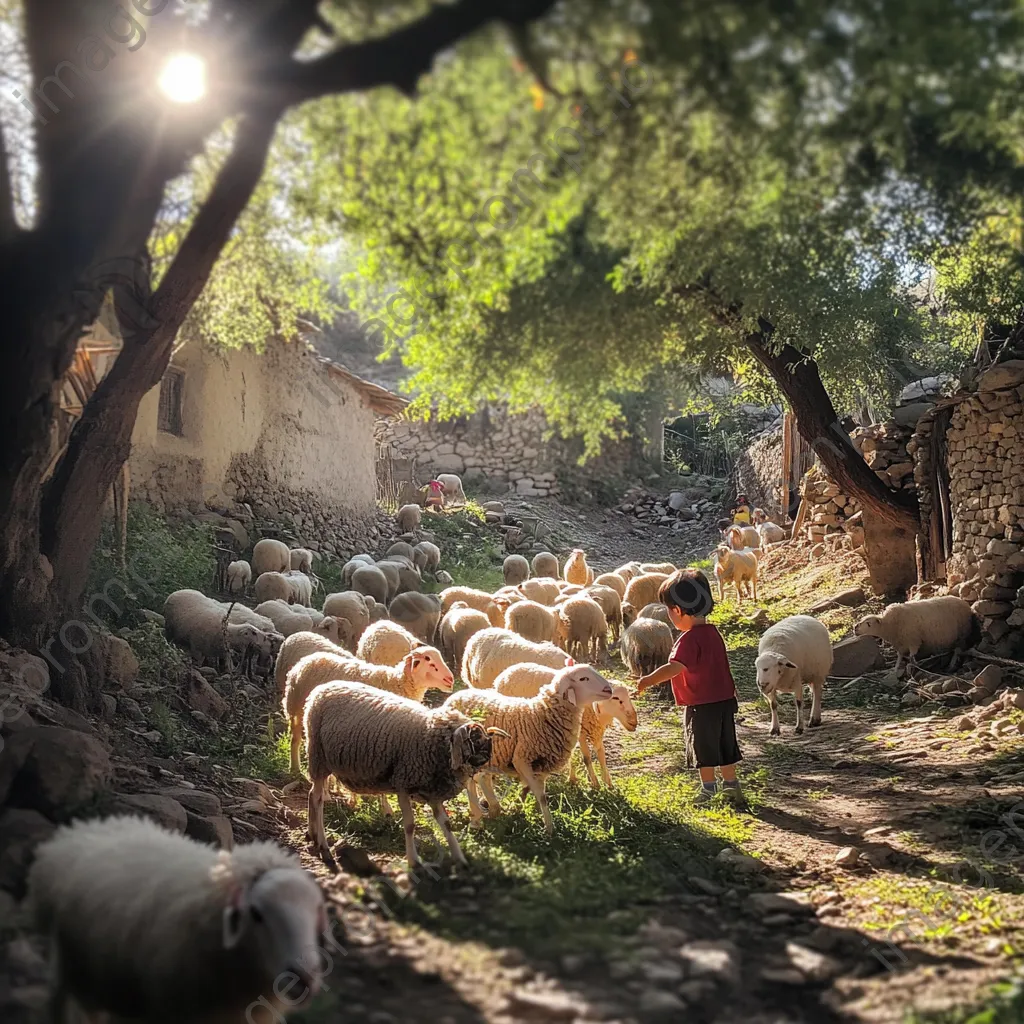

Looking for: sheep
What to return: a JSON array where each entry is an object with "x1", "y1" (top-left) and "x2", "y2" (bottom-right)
[
  {"x1": 616, "y1": 561, "x2": 642, "y2": 581},
  {"x1": 255, "y1": 600, "x2": 321, "y2": 638},
  {"x1": 494, "y1": 585, "x2": 526, "y2": 606},
  {"x1": 503, "y1": 554, "x2": 530, "y2": 587},
  {"x1": 365, "y1": 596, "x2": 389, "y2": 624},
  {"x1": 640, "y1": 562, "x2": 677, "y2": 576},
  {"x1": 713, "y1": 545, "x2": 759, "y2": 603},
  {"x1": 436, "y1": 473, "x2": 467, "y2": 506},
  {"x1": 389, "y1": 592, "x2": 442, "y2": 644},
  {"x1": 413, "y1": 541, "x2": 441, "y2": 573},
  {"x1": 386, "y1": 541, "x2": 416, "y2": 562},
  {"x1": 252, "y1": 537, "x2": 291, "y2": 576},
  {"x1": 638, "y1": 602, "x2": 678, "y2": 635},
  {"x1": 620, "y1": 618, "x2": 673, "y2": 678},
  {"x1": 505, "y1": 599, "x2": 560, "y2": 644},
  {"x1": 724, "y1": 524, "x2": 760, "y2": 550},
  {"x1": 593, "y1": 572, "x2": 626, "y2": 599},
  {"x1": 439, "y1": 586, "x2": 505, "y2": 627},
  {"x1": 461, "y1": 626, "x2": 571, "y2": 688},
  {"x1": 226, "y1": 560, "x2": 251, "y2": 595},
  {"x1": 621, "y1": 600, "x2": 638, "y2": 628},
  {"x1": 755, "y1": 615, "x2": 833, "y2": 735},
  {"x1": 376, "y1": 558, "x2": 422, "y2": 597},
  {"x1": 341, "y1": 555, "x2": 375, "y2": 587},
  {"x1": 623, "y1": 572, "x2": 669, "y2": 613},
  {"x1": 274, "y1": 629, "x2": 349, "y2": 696},
  {"x1": 532, "y1": 551, "x2": 559, "y2": 578},
  {"x1": 289, "y1": 547, "x2": 314, "y2": 574},
  {"x1": 587, "y1": 584, "x2": 624, "y2": 642},
  {"x1": 516, "y1": 578, "x2": 560, "y2": 606},
  {"x1": 28, "y1": 815, "x2": 327, "y2": 1024},
  {"x1": 283, "y1": 570, "x2": 314, "y2": 607},
  {"x1": 357, "y1": 620, "x2": 421, "y2": 666},
  {"x1": 563, "y1": 548, "x2": 592, "y2": 586},
  {"x1": 757, "y1": 520, "x2": 788, "y2": 545},
  {"x1": 854, "y1": 596, "x2": 978, "y2": 674},
  {"x1": 224, "y1": 603, "x2": 278, "y2": 632},
  {"x1": 349, "y1": 564, "x2": 389, "y2": 606},
  {"x1": 556, "y1": 595, "x2": 608, "y2": 661},
  {"x1": 492, "y1": 662, "x2": 565, "y2": 698},
  {"x1": 396, "y1": 504, "x2": 422, "y2": 534},
  {"x1": 254, "y1": 570, "x2": 294, "y2": 605},
  {"x1": 446, "y1": 664, "x2": 614, "y2": 831},
  {"x1": 752, "y1": 508, "x2": 769, "y2": 525},
  {"x1": 304, "y1": 681, "x2": 495, "y2": 868},
  {"x1": 439, "y1": 602, "x2": 491, "y2": 671},
  {"x1": 323, "y1": 591, "x2": 370, "y2": 638},
  {"x1": 283, "y1": 648, "x2": 453, "y2": 776}
]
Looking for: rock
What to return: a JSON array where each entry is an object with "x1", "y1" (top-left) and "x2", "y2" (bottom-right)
[
  {"x1": 506, "y1": 989, "x2": 585, "y2": 1019},
  {"x1": 117, "y1": 696, "x2": 146, "y2": 724},
  {"x1": 716, "y1": 848, "x2": 765, "y2": 874},
  {"x1": 677, "y1": 940, "x2": 740, "y2": 982},
  {"x1": 687, "y1": 876, "x2": 723, "y2": 896},
  {"x1": 0, "y1": 727, "x2": 111, "y2": 818},
  {"x1": 747, "y1": 892, "x2": 814, "y2": 916},
  {"x1": 901, "y1": 693, "x2": 924, "y2": 708},
  {"x1": 115, "y1": 794, "x2": 188, "y2": 833},
  {"x1": 786, "y1": 942, "x2": 842, "y2": 981},
  {"x1": 140, "y1": 609, "x2": 165, "y2": 627},
  {"x1": 102, "y1": 635, "x2": 139, "y2": 691},
  {"x1": 163, "y1": 787, "x2": 222, "y2": 816},
  {"x1": 809, "y1": 587, "x2": 866, "y2": 613},
  {"x1": 99, "y1": 693, "x2": 117, "y2": 721},
  {"x1": 638, "y1": 990, "x2": 687, "y2": 1014},
  {"x1": 760, "y1": 967, "x2": 807, "y2": 986},
  {"x1": 830, "y1": 635, "x2": 885, "y2": 677},
  {"x1": 184, "y1": 812, "x2": 233, "y2": 849},
  {"x1": 636, "y1": 921, "x2": 690, "y2": 946},
  {"x1": 641, "y1": 961, "x2": 685, "y2": 984},
  {"x1": 955, "y1": 715, "x2": 977, "y2": 731},
  {"x1": 676, "y1": 979, "x2": 716, "y2": 1002},
  {"x1": 748, "y1": 609, "x2": 771, "y2": 630},
  {"x1": 893, "y1": 401, "x2": 935, "y2": 426},
  {"x1": 185, "y1": 671, "x2": 229, "y2": 721},
  {"x1": 0, "y1": 809, "x2": 54, "y2": 896},
  {"x1": 834, "y1": 846, "x2": 860, "y2": 868},
  {"x1": 974, "y1": 664, "x2": 1003, "y2": 695},
  {"x1": 978, "y1": 359, "x2": 1024, "y2": 392}
]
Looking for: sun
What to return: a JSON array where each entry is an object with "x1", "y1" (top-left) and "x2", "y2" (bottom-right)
[{"x1": 158, "y1": 53, "x2": 207, "y2": 104}]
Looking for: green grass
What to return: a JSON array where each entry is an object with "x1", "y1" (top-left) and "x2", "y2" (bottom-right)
[{"x1": 424, "y1": 503, "x2": 505, "y2": 592}]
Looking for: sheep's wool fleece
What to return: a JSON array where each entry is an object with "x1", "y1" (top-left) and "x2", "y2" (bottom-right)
[
  {"x1": 305, "y1": 681, "x2": 475, "y2": 802},
  {"x1": 274, "y1": 630, "x2": 346, "y2": 694},
  {"x1": 462, "y1": 627, "x2": 567, "y2": 688},
  {"x1": 29, "y1": 815, "x2": 305, "y2": 1022},
  {"x1": 876, "y1": 596, "x2": 975, "y2": 655},
  {"x1": 758, "y1": 615, "x2": 833, "y2": 683},
  {"x1": 357, "y1": 621, "x2": 418, "y2": 666},
  {"x1": 447, "y1": 684, "x2": 581, "y2": 776}
]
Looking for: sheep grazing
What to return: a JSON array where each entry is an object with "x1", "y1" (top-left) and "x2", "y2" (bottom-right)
[
  {"x1": 396, "y1": 503, "x2": 422, "y2": 534},
  {"x1": 756, "y1": 615, "x2": 833, "y2": 735},
  {"x1": 620, "y1": 618, "x2": 673, "y2": 678},
  {"x1": 503, "y1": 553, "x2": 530, "y2": 586},
  {"x1": 255, "y1": 600, "x2": 321, "y2": 638},
  {"x1": 461, "y1": 627, "x2": 570, "y2": 688},
  {"x1": 446, "y1": 664, "x2": 614, "y2": 831},
  {"x1": 756, "y1": 520, "x2": 788, "y2": 545},
  {"x1": 388, "y1": 592, "x2": 442, "y2": 645},
  {"x1": 341, "y1": 555, "x2": 375, "y2": 587},
  {"x1": 714, "y1": 545, "x2": 759, "y2": 603},
  {"x1": 283, "y1": 648, "x2": 453, "y2": 775},
  {"x1": 376, "y1": 557, "x2": 422, "y2": 598},
  {"x1": 563, "y1": 548, "x2": 592, "y2": 586},
  {"x1": 346, "y1": 564, "x2": 387, "y2": 606},
  {"x1": 322, "y1": 591, "x2": 370, "y2": 639},
  {"x1": 638, "y1": 602, "x2": 678, "y2": 636},
  {"x1": 593, "y1": 572, "x2": 626, "y2": 598},
  {"x1": 254, "y1": 570, "x2": 294, "y2": 605},
  {"x1": 289, "y1": 547, "x2": 314, "y2": 574},
  {"x1": 621, "y1": 600, "x2": 638, "y2": 628},
  {"x1": 854, "y1": 595, "x2": 977, "y2": 673},
  {"x1": 439, "y1": 586, "x2": 505, "y2": 627},
  {"x1": 274, "y1": 629, "x2": 349, "y2": 696},
  {"x1": 532, "y1": 551, "x2": 559, "y2": 578},
  {"x1": 386, "y1": 541, "x2": 416, "y2": 562},
  {"x1": 623, "y1": 572, "x2": 669, "y2": 613},
  {"x1": 505, "y1": 599, "x2": 560, "y2": 644},
  {"x1": 516, "y1": 578, "x2": 560, "y2": 606},
  {"x1": 283, "y1": 570, "x2": 314, "y2": 607},
  {"x1": 29, "y1": 815, "x2": 327, "y2": 1024},
  {"x1": 724, "y1": 524, "x2": 760, "y2": 550},
  {"x1": 587, "y1": 584, "x2": 624, "y2": 642},
  {"x1": 433, "y1": 472, "x2": 466, "y2": 506},
  {"x1": 252, "y1": 537, "x2": 291, "y2": 576},
  {"x1": 304, "y1": 681, "x2": 494, "y2": 869},
  {"x1": 556, "y1": 595, "x2": 608, "y2": 661},
  {"x1": 439, "y1": 602, "x2": 491, "y2": 671},
  {"x1": 357, "y1": 620, "x2": 421, "y2": 666},
  {"x1": 226, "y1": 559, "x2": 251, "y2": 595},
  {"x1": 413, "y1": 541, "x2": 441, "y2": 573}
]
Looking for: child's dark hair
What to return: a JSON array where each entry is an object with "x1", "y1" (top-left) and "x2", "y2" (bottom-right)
[{"x1": 659, "y1": 568, "x2": 715, "y2": 617}]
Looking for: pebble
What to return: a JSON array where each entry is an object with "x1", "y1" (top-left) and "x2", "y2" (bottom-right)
[
  {"x1": 747, "y1": 893, "x2": 814, "y2": 916},
  {"x1": 638, "y1": 990, "x2": 688, "y2": 1014},
  {"x1": 955, "y1": 715, "x2": 976, "y2": 731},
  {"x1": 834, "y1": 846, "x2": 861, "y2": 868},
  {"x1": 760, "y1": 967, "x2": 807, "y2": 985},
  {"x1": 786, "y1": 942, "x2": 841, "y2": 982},
  {"x1": 716, "y1": 848, "x2": 765, "y2": 874},
  {"x1": 678, "y1": 940, "x2": 740, "y2": 982}
]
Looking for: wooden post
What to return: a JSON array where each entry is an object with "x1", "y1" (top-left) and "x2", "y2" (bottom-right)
[{"x1": 781, "y1": 412, "x2": 794, "y2": 519}]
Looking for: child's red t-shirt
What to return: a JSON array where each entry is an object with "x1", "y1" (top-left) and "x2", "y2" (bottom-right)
[{"x1": 669, "y1": 623, "x2": 736, "y2": 706}]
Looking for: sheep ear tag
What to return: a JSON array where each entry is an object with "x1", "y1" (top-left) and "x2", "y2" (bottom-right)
[{"x1": 565, "y1": 657, "x2": 575, "y2": 667}]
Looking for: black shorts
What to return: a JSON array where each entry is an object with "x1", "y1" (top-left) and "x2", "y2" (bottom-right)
[{"x1": 684, "y1": 697, "x2": 742, "y2": 769}]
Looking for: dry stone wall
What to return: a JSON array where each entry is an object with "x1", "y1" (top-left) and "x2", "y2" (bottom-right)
[{"x1": 734, "y1": 429, "x2": 786, "y2": 520}]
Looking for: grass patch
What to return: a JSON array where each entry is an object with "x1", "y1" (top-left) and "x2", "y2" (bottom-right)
[
  {"x1": 119, "y1": 621, "x2": 190, "y2": 687},
  {"x1": 904, "y1": 977, "x2": 1024, "y2": 1023},
  {"x1": 424, "y1": 503, "x2": 504, "y2": 592}
]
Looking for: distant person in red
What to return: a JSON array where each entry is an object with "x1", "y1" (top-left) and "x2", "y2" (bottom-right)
[
  {"x1": 636, "y1": 568, "x2": 745, "y2": 806},
  {"x1": 423, "y1": 480, "x2": 445, "y2": 510}
]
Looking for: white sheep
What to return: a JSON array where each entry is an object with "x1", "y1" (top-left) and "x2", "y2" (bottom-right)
[
  {"x1": 252, "y1": 538, "x2": 291, "y2": 576},
  {"x1": 532, "y1": 551, "x2": 559, "y2": 578},
  {"x1": 713, "y1": 545, "x2": 759, "y2": 603},
  {"x1": 616, "y1": 561, "x2": 642, "y2": 582},
  {"x1": 389, "y1": 592, "x2": 442, "y2": 644},
  {"x1": 226, "y1": 560, "x2": 251, "y2": 595},
  {"x1": 436, "y1": 473, "x2": 467, "y2": 506},
  {"x1": 461, "y1": 626, "x2": 571, "y2": 688},
  {"x1": 322, "y1": 592, "x2": 370, "y2": 639},
  {"x1": 254, "y1": 570, "x2": 294, "y2": 605},
  {"x1": 413, "y1": 541, "x2": 441, "y2": 573},
  {"x1": 623, "y1": 572, "x2": 669, "y2": 613},
  {"x1": 439, "y1": 586, "x2": 505, "y2": 627},
  {"x1": 637, "y1": 601, "x2": 678, "y2": 636},
  {"x1": 593, "y1": 572, "x2": 626, "y2": 599},
  {"x1": 439, "y1": 602, "x2": 491, "y2": 671},
  {"x1": 640, "y1": 561, "x2": 677, "y2": 576},
  {"x1": 164, "y1": 590, "x2": 280, "y2": 673},
  {"x1": 396, "y1": 504, "x2": 422, "y2": 534},
  {"x1": 365, "y1": 596, "x2": 390, "y2": 624},
  {"x1": 29, "y1": 815, "x2": 327, "y2": 1023},
  {"x1": 341, "y1": 555, "x2": 375, "y2": 587},
  {"x1": 587, "y1": 584, "x2": 624, "y2": 642},
  {"x1": 503, "y1": 554, "x2": 530, "y2": 586},
  {"x1": 854, "y1": 595, "x2": 977, "y2": 673},
  {"x1": 283, "y1": 570, "x2": 314, "y2": 607},
  {"x1": 620, "y1": 618, "x2": 673, "y2": 678},
  {"x1": 563, "y1": 548, "x2": 592, "y2": 586},
  {"x1": 724, "y1": 524, "x2": 761, "y2": 550},
  {"x1": 386, "y1": 541, "x2": 416, "y2": 562},
  {"x1": 556, "y1": 595, "x2": 608, "y2": 661},
  {"x1": 304, "y1": 681, "x2": 496, "y2": 868},
  {"x1": 755, "y1": 615, "x2": 833, "y2": 735},
  {"x1": 516, "y1": 578, "x2": 560, "y2": 606},
  {"x1": 505, "y1": 600, "x2": 560, "y2": 644},
  {"x1": 255, "y1": 600, "x2": 321, "y2": 637},
  {"x1": 289, "y1": 547, "x2": 314, "y2": 574},
  {"x1": 376, "y1": 558, "x2": 422, "y2": 598},
  {"x1": 446, "y1": 665, "x2": 613, "y2": 831},
  {"x1": 274, "y1": 628, "x2": 349, "y2": 696},
  {"x1": 349, "y1": 564, "x2": 389, "y2": 606},
  {"x1": 756, "y1": 520, "x2": 788, "y2": 545},
  {"x1": 357, "y1": 620, "x2": 421, "y2": 666}
]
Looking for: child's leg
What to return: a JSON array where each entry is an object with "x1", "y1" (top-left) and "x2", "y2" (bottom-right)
[
  {"x1": 699, "y1": 767, "x2": 717, "y2": 784},
  {"x1": 720, "y1": 763, "x2": 737, "y2": 782}
]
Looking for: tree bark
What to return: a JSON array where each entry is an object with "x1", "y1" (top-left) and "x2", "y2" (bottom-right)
[{"x1": 743, "y1": 330, "x2": 920, "y2": 534}]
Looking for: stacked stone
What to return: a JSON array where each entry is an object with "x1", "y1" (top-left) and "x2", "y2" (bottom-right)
[
  {"x1": 615, "y1": 486, "x2": 718, "y2": 531},
  {"x1": 733, "y1": 428, "x2": 786, "y2": 520},
  {"x1": 852, "y1": 421, "x2": 916, "y2": 493},
  {"x1": 799, "y1": 466, "x2": 863, "y2": 546}
]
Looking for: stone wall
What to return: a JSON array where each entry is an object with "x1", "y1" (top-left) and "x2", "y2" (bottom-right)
[
  {"x1": 734, "y1": 428, "x2": 786, "y2": 520},
  {"x1": 377, "y1": 403, "x2": 651, "y2": 498}
]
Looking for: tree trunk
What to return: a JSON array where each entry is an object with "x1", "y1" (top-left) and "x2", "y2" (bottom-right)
[{"x1": 744, "y1": 331, "x2": 920, "y2": 534}]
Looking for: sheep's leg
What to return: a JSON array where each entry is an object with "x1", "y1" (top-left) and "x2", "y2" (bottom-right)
[
  {"x1": 289, "y1": 718, "x2": 303, "y2": 776},
  {"x1": 514, "y1": 757, "x2": 552, "y2": 833},
  {"x1": 595, "y1": 736, "x2": 613, "y2": 788},
  {"x1": 794, "y1": 692, "x2": 805, "y2": 735},
  {"x1": 568, "y1": 749, "x2": 578, "y2": 785},
  {"x1": 809, "y1": 681, "x2": 823, "y2": 728},
  {"x1": 768, "y1": 694, "x2": 781, "y2": 736},
  {"x1": 430, "y1": 800, "x2": 467, "y2": 868},
  {"x1": 396, "y1": 792, "x2": 422, "y2": 870},
  {"x1": 894, "y1": 651, "x2": 906, "y2": 675},
  {"x1": 717, "y1": 577, "x2": 724, "y2": 602},
  {"x1": 307, "y1": 777, "x2": 336, "y2": 869},
  {"x1": 751, "y1": 574, "x2": 759, "y2": 602},
  {"x1": 464, "y1": 776, "x2": 486, "y2": 827},
  {"x1": 479, "y1": 774, "x2": 502, "y2": 818},
  {"x1": 579, "y1": 737, "x2": 600, "y2": 789},
  {"x1": 378, "y1": 794, "x2": 395, "y2": 818}
]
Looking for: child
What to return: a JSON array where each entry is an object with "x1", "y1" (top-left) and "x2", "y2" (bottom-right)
[
  {"x1": 636, "y1": 568, "x2": 745, "y2": 805},
  {"x1": 731, "y1": 494, "x2": 752, "y2": 525}
]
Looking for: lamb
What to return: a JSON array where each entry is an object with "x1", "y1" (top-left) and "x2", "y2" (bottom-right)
[
  {"x1": 386, "y1": 541, "x2": 416, "y2": 562},
  {"x1": 461, "y1": 626, "x2": 571, "y2": 688},
  {"x1": 252, "y1": 537, "x2": 291, "y2": 576},
  {"x1": 620, "y1": 618, "x2": 673, "y2": 678},
  {"x1": 756, "y1": 520, "x2": 788, "y2": 545},
  {"x1": 226, "y1": 559, "x2": 251, "y2": 595},
  {"x1": 621, "y1": 600, "x2": 638, "y2": 628},
  {"x1": 254, "y1": 570, "x2": 294, "y2": 605},
  {"x1": 616, "y1": 561, "x2": 642, "y2": 580},
  {"x1": 563, "y1": 548, "x2": 592, "y2": 586},
  {"x1": 505, "y1": 599, "x2": 560, "y2": 644},
  {"x1": 413, "y1": 541, "x2": 441, "y2": 573},
  {"x1": 724, "y1": 524, "x2": 761, "y2": 550},
  {"x1": 516, "y1": 578, "x2": 561, "y2": 606},
  {"x1": 304, "y1": 681, "x2": 495, "y2": 868},
  {"x1": 755, "y1": 614, "x2": 833, "y2": 735},
  {"x1": 439, "y1": 586, "x2": 505, "y2": 627},
  {"x1": 439, "y1": 602, "x2": 491, "y2": 671},
  {"x1": 357, "y1": 620, "x2": 421, "y2": 666},
  {"x1": 446, "y1": 664, "x2": 614, "y2": 831},
  {"x1": 283, "y1": 570, "x2": 314, "y2": 607},
  {"x1": 532, "y1": 551, "x2": 559, "y2": 578},
  {"x1": 623, "y1": 572, "x2": 669, "y2": 613},
  {"x1": 752, "y1": 508, "x2": 769, "y2": 525},
  {"x1": 396, "y1": 503, "x2": 422, "y2": 534},
  {"x1": 640, "y1": 561, "x2": 677, "y2": 576},
  {"x1": 289, "y1": 547, "x2": 314, "y2": 574},
  {"x1": 350, "y1": 564, "x2": 389, "y2": 606},
  {"x1": 436, "y1": 472, "x2": 467, "y2": 506},
  {"x1": 854, "y1": 595, "x2": 977, "y2": 673},
  {"x1": 255, "y1": 600, "x2": 321, "y2": 637},
  {"x1": 593, "y1": 572, "x2": 626, "y2": 598},
  {"x1": 274, "y1": 629, "x2": 349, "y2": 696},
  {"x1": 713, "y1": 545, "x2": 759, "y2": 603},
  {"x1": 28, "y1": 815, "x2": 327, "y2": 1024},
  {"x1": 364, "y1": 596, "x2": 389, "y2": 624},
  {"x1": 587, "y1": 584, "x2": 624, "y2": 642},
  {"x1": 503, "y1": 554, "x2": 530, "y2": 586},
  {"x1": 556, "y1": 595, "x2": 608, "y2": 661},
  {"x1": 389, "y1": 592, "x2": 442, "y2": 644},
  {"x1": 284, "y1": 648, "x2": 453, "y2": 776}
]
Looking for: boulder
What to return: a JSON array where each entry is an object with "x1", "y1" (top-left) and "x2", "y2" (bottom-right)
[
  {"x1": 163, "y1": 787, "x2": 222, "y2": 816},
  {"x1": 114, "y1": 794, "x2": 188, "y2": 834},
  {"x1": 185, "y1": 671, "x2": 229, "y2": 721},
  {"x1": 978, "y1": 359, "x2": 1024, "y2": 392},
  {"x1": 973, "y1": 664, "x2": 1003, "y2": 696},
  {"x1": 829, "y1": 635, "x2": 885, "y2": 677},
  {"x1": 809, "y1": 587, "x2": 866, "y2": 613},
  {"x1": 103, "y1": 636, "x2": 139, "y2": 691},
  {"x1": 893, "y1": 401, "x2": 935, "y2": 427},
  {"x1": 184, "y1": 812, "x2": 233, "y2": 850},
  {"x1": 0, "y1": 809, "x2": 54, "y2": 896}
]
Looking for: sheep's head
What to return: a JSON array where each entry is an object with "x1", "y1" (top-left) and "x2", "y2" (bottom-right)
[
  {"x1": 621, "y1": 601, "x2": 637, "y2": 627},
  {"x1": 220, "y1": 862, "x2": 328, "y2": 1003},
  {"x1": 754, "y1": 651, "x2": 798, "y2": 694},
  {"x1": 402, "y1": 647, "x2": 454, "y2": 692},
  {"x1": 228, "y1": 623, "x2": 264, "y2": 650},
  {"x1": 752, "y1": 508, "x2": 767, "y2": 525},
  {"x1": 606, "y1": 684, "x2": 638, "y2": 732},
  {"x1": 554, "y1": 664, "x2": 614, "y2": 706},
  {"x1": 715, "y1": 544, "x2": 733, "y2": 565},
  {"x1": 854, "y1": 614, "x2": 884, "y2": 639},
  {"x1": 450, "y1": 721, "x2": 499, "y2": 771}
]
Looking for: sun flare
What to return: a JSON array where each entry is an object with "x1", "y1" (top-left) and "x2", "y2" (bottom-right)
[{"x1": 158, "y1": 53, "x2": 207, "y2": 104}]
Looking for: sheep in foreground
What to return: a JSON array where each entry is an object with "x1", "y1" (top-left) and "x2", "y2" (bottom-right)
[
  {"x1": 755, "y1": 615, "x2": 833, "y2": 735},
  {"x1": 29, "y1": 815, "x2": 327, "y2": 1024},
  {"x1": 623, "y1": 572, "x2": 669, "y2": 613},
  {"x1": 532, "y1": 551, "x2": 559, "y2": 578},
  {"x1": 516, "y1": 578, "x2": 560, "y2": 606},
  {"x1": 284, "y1": 648, "x2": 453, "y2": 776},
  {"x1": 436, "y1": 473, "x2": 466, "y2": 506},
  {"x1": 390, "y1": 592, "x2": 442, "y2": 644},
  {"x1": 289, "y1": 547, "x2": 314, "y2": 574},
  {"x1": 505, "y1": 599, "x2": 560, "y2": 644},
  {"x1": 322, "y1": 592, "x2": 370, "y2": 639},
  {"x1": 439, "y1": 602, "x2": 491, "y2": 671},
  {"x1": 461, "y1": 627, "x2": 570, "y2": 688},
  {"x1": 274, "y1": 629, "x2": 350, "y2": 696},
  {"x1": 620, "y1": 618, "x2": 673, "y2": 678},
  {"x1": 252, "y1": 537, "x2": 291, "y2": 576},
  {"x1": 563, "y1": 548, "x2": 592, "y2": 586},
  {"x1": 226, "y1": 560, "x2": 251, "y2": 595},
  {"x1": 164, "y1": 590, "x2": 280, "y2": 673},
  {"x1": 305, "y1": 681, "x2": 496, "y2": 868},
  {"x1": 255, "y1": 600, "x2": 321, "y2": 637},
  {"x1": 439, "y1": 586, "x2": 505, "y2": 627},
  {"x1": 713, "y1": 545, "x2": 759, "y2": 603},
  {"x1": 396, "y1": 504, "x2": 422, "y2": 534},
  {"x1": 413, "y1": 541, "x2": 441, "y2": 573},
  {"x1": 587, "y1": 584, "x2": 624, "y2": 642},
  {"x1": 854, "y1": 595, "x2": 977, "y2": 673},
  {"x1": 357, "y1": 620, "x2": 421, "y2": 666},
  {"x1": 593, "y1": 572, "x2": 626, "y2": 598},
  {"x1": 503, "y1": 554, "x2": 530, "y2": 586},
  {"x1": 556, "y1": 595, "x2": 608, "y2": 661},
  {"x1": 724, "y1": 524, "x2": 760, "y2": 550},
  {"x1": 446, "y1": 664, "x2": 613, "y2": 831}
]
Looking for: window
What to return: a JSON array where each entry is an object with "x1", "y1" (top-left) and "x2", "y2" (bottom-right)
[{"x1": 157, "y1": 368, "x2": 184, "y2": 436}]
